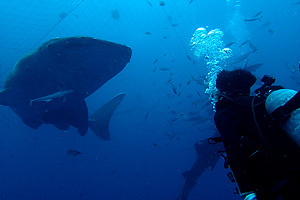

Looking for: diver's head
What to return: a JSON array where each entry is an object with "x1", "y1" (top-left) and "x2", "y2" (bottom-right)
[{"x1": 216, "y1": 69, "x2": 256, "y2": 97}]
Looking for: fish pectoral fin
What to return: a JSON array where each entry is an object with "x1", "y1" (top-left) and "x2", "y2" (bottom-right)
[
  {"x1": 42, "y1": 101, "x2": 88, "y2": 136},
  {"x1": 69, "y1": 100, "x2": 88, "y2": 136}
]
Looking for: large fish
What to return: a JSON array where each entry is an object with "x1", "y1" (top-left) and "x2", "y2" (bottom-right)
[{"x1": 0, "y1": 36, "x2": 132, "y2": 136}]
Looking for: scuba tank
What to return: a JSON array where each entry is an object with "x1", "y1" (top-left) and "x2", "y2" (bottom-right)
[
  {"x1": 255, "y1": 75, "x2": 300, "y2": 148},
  {"x1": 265, "y1": 89, "x2": 300, "y2": 147}
]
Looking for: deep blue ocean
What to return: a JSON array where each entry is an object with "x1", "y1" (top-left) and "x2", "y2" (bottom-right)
[{"x1": 0, "y1": 0, "x2": 299, "y2": 199}]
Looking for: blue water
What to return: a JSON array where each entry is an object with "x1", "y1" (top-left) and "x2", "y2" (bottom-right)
[{"x1": 0, "y1": 0, "x2": 299, "y2": 199}]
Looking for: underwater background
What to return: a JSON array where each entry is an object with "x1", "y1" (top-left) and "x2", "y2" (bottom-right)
[{"x1": 0, "y1": 0, "x2": 299, "y2": 199}]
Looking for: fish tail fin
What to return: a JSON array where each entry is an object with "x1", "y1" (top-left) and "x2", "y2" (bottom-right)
[{"x1": 88, "y1": 93, "x2": 125, "y2": 140}]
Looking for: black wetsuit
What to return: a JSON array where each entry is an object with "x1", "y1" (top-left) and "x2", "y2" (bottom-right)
[{"x1": 214, "y1": 95, "x2": 300, "y2": 200}]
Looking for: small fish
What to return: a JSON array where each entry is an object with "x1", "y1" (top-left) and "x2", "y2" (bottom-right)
[
  {"x1": 159, "y1": 1, "x2": 166, "y2": 6},
  {"x1": 191, "y1": 98, "x2": 205, "y2": 106},
  {"x1": 189, "y1": 0, "x2": 194, "y2": 4},
  {"x1": 159, "y1": 66, "x2": 171, "y2": 71},
  {"x1": 30, "y1": 89, "x2": 73, "y2": 106},
  {"x1": 145, "y1": 32, "x2": 151, "y2": 35},
  {"x1": 170, "y1": 83, "x2": 177, "y2": 95},
  {"x1": 144, "y1": 112, "x2": 150, "y2": 119},
  {"x1": 163, "y1": 36, "x2": 167, "y2": 39},
  {"x1": 244, "y1": 16, "x2": 263, "y2": 22},
  {"x1": 67, "y1": 149, "x2": 82, "y2": 156},
  {"x1": 170, "y1": 110, "x2": 177, "y2": 115},
  {"x1": 252, "y1": 11, "x2": 263, "y2": 18},
  {"x1": 152, "y1": 66, "x2": 156, "y2": 72},
  {"x1": 184, "y1": 114, "x2": 206, "y2": 122},
  {"x1": 153, "y1": 59, "x2": 158, "y2": 64},
  {"x1": 165, "y1": 78, "x2": 172, "y2": 84},
  {"x1": 167, "y1": 93, "x2": 174, "y2": 99},
  {"x1": 225, "y1": 41, "x2": 236, "y2": 47},
  {"x1": 152, "y1": 142, "x2": 157, "y2": 147},
  {"x1": 59, "y1": 12, "x2": 68, "y2": 20},
  {"x1": 111, "y1": 9, "x2": 120, "y2": 20},
  {"x1": 249, "y1": 41, "x2": 258, "y2": 53},
  {"x1": 167, "y1": 117, "x2": 177, "y2": 123},
  {"x1": 146, "y1": 0, "x2": 153, "y2": 7},
  {"x1": 189, "y1": 75, "x2": 205, "y2": 86},
  {"x1": 268, "y1": 29, "x2": 274, "y2": 35},
  {"x1": 232, "y1": 52, "x2": 252, "y2": 64},
  {"x1": 186, "y1": 54, "x2": 192, "y2": 61},
  {"x1": 239, "y1": 39, "x2": 249, "y2": 47},
  {"x1": 171, "y1": 24, "x2": 179, "y2": 27},
  {"x1": 245, "y1": 63, "x2": 263, "y2": 72}
]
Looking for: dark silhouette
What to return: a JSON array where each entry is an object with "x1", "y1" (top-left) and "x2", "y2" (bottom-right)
[
  {"x1": 214, "y1": 69, "x2": 300, "y2": 199},
  {"x1": 0, "y1": 37, "x2": 131, "y2": 136},
  {"x1": 177, "y1": 132, "x2": 223, "y2": 200}
]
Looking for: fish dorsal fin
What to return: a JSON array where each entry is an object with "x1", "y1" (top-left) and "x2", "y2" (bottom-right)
[{"x1": 88, "y1": 93, "x2": 125, "y2": 140}]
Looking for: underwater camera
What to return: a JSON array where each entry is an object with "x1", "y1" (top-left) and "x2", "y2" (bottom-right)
[
  {"x1": 255, "y1": 75, "x2": 279, "y2": 100},
  {"x1": 261, "y1": 75, "x2": 275, "y2": 86}
]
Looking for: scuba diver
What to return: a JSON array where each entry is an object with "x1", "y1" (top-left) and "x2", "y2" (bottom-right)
[{"x1": 214, "y1": 69, "x2": 300, "y2": 199}]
